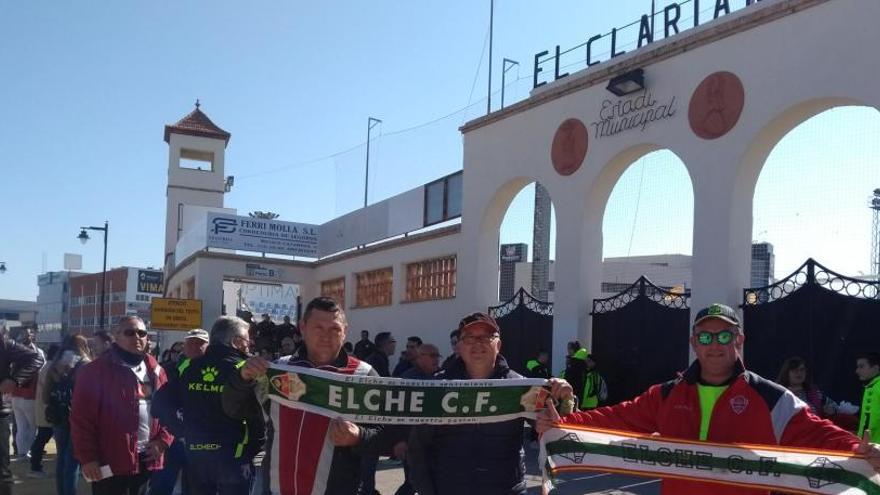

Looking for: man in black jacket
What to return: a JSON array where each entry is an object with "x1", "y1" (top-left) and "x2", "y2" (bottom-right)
[
  {"x1": 353, "y1": 330, "x2": 375, "y2": 360},
  {"x1": 153, "y1": 316, "x2": 264, "y2": 495},
  {"x1": 408, "y1": 313, "x2": 528, "y2": 495},
  {"x1": 365, "y1": 332, "x2": 395, "y2": 377},
  {"x1": 0, "y1": 330, "x2": 42, "y2": 495}
]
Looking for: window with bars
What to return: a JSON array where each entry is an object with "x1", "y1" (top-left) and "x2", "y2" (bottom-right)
[
  {"x1": 320, "y1": 277, "x2": 346, "y2": 308},
  {"x1": 405, "y1": 255, "x2": 457, "y2": 302},
  {"x1": 355, "y1": 268, "x2": 393, "y2": 308}
]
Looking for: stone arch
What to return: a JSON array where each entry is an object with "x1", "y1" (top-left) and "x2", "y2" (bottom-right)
[
  {"x1": 471, "y1": 177, "x2": 550, "y2": 310},
  {"x1": 569, "y1": 144, "x2": 695, "y2": 348},
  {"x1": 583, "y1": 144, "x2": 696, "y2": 287},
  {"x1": 736, "y1": 97, "x2": 869, "y2": 218},
  {"x1": 490, "y1": 178, "x2": 560, "y2": 303},
  {"x1": 741, "y1": 98, "x2": 880, "y2": 281}
]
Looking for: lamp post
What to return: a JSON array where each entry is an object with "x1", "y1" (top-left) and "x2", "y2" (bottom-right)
[
  {"x1": 78, "y1": 221, "x2": 109, "y2": 330},
  {"x1": 486, "y1": 0, "x2": 494, "y2": 114}
]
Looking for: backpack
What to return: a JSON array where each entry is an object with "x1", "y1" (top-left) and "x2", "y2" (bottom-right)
[{"x1": 45, "y1": 364, "x2": 79, "y2": 425}]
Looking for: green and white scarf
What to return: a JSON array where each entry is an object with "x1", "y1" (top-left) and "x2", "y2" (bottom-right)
[
  {"x1": 541, "y1": 424, "x2": 880, "y2": 494},
  {"x1": 266, "y1": 363, "x2": 550, "y2": 424}
]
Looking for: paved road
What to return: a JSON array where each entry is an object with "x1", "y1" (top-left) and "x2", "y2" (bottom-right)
[{"x1": 376, "y1": 439, "x2": 661, "y2": 495}]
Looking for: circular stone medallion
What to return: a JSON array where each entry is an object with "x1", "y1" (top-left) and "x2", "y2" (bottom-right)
[
  {"x1": 551, "y1": 118, "x2": 589, "y2": 176},
  {"x1": 688, "y1": 71, "x2": 745, "y2": 140}
]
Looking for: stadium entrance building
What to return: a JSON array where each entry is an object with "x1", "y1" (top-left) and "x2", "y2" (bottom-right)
[{"x1": 163, "y1": 0, "x2": 879, "y2": 367}]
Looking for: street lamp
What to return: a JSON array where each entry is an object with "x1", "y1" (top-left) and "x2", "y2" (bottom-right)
[
  {"x1": 606, "y1": 68, "x2": 646, "y2": 97},
  {"x1": 78, "y1": 221, "x2": 109, "y2": 330},
  {"x1": 0, "y1": 262, "x2": 6, "y2": 274}
]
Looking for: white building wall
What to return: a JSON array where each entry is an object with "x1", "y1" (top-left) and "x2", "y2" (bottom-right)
[
  {"x1": 164, "y1": 228, "x2": 464, "y2": 353},
  {"x1": 601, "y1": 255, "x2": 692, "y2": 294},
  {"x1": 313, "y1": 229, "x2": 464, "y2": 350},
  {"x1": 512, "y1": 256, "x2": 690, "y2": 301}
]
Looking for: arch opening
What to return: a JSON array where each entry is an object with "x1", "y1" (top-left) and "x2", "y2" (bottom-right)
[
  {"x1": 497, "y1": 181, "x2": 558, "y2": 303},
  {"x1": 751, "y1": 105, "x2": 880, "y2": 284},
  {"x1": 599, "y1": 149, "x2": 695, "y2": 297}
]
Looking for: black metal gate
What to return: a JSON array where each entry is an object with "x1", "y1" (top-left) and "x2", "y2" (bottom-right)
[
  {"x1": 591, "y1": 277, "x2": 691, "y2": 404},
  {"x1": 743, "y1": 258, "x2": 880, "y2": 405},
  {"x1": 488, "y1": 288, "x2": 554, "y2": 376}
]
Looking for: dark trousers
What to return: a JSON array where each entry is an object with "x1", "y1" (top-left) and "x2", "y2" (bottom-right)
[
  {"x1": 149, "y1": 439, "x2": 188, "y2": 495},
  {"x1": 55, "y1": 425, "x2": 80, "y2": 495},
  {"x1": 394, "y1": 463, "x2": 416, "y2": 495},
  {"x1": 259, "y1": 422, "x2": 274, "y2": 495},
  {"x1": 92, "y1": 469, "x2": 150, "y2": 495},
  {"x1": 188, "y1": 455, "x2": 253, "y2": 495},
  {"x1": 29, "y1": 426, "x2": 54, "y2": 472},
  {"x1": 0, "y1": 416, "x2": 12, "y2": 495},
  {"x1": 358, "y1": 454, "x2": 379, "y2": 495}
]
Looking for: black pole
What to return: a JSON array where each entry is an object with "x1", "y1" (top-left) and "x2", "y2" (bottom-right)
[
  {"x1": 487, "y1": 0, "x2": 494, "y2": 114},
  {"x1": 99, "y1": 221, "x2": 108, "y2": 330}
]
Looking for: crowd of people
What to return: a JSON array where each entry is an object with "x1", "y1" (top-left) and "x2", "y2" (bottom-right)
[{"x1": 2, "y1": 299, "x2": 880, "y2": 494}]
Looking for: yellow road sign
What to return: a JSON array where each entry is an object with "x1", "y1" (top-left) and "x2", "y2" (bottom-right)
[{"x1": 151, "y1": 298, "x2": 202, "y2": 331}]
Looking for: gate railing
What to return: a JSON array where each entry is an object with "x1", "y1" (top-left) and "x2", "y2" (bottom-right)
[
  {"x1": 489, "y1": 287, "x2": 553, "y2": 319},
  {"x1": 591, "y1": 276, "x2": 691, "y2": 315},
  {"x1": 743, "y1": 258, "x2": 880, "y2": 306}
]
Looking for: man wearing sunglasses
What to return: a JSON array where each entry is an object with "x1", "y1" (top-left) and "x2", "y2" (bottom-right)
[
  {"x1": 538, "y1": 303, "x2": 880, "y2": 494},
  {"x1": 70, "y1": 315, "x2": 173, "y2": 495}
]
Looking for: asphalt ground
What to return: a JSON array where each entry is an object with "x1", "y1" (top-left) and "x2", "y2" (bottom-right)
[
  {"x1": 10, "y1": 435, "x2": 661, "y2": 495},
  {"x1": 375, "y1": 434, "x2": 662, "y2": 495}
]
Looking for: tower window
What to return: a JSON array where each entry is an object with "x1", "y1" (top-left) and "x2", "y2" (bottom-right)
[{"x1": 179, "y1": 148, "x2": 215, "y2": 171}]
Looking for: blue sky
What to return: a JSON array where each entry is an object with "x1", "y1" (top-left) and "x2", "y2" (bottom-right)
[{"x1": 1, "y1": 1, "x2": 877, "y2": 302}]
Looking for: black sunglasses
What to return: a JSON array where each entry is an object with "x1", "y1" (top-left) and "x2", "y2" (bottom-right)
[{"x1": 123, "y1": 329, "x2": 148, "y2": 338}]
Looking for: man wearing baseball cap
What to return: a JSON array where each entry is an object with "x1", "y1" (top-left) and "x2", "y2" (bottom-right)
[
  {"x1": 407, "y1": 312, "x2": 530, "y2": 495},
  {"x1": 183, "y1": 328, "x2": 209, "y2": 360},
  {"x1": 539, "y1": 303, "x2": 880, "y2": 494},
  {"x1": 150, "y1": 328, "x2": 208, "y2": 495}
]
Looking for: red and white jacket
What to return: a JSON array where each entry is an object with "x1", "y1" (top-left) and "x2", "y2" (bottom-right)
[
  {"x1": 561, "y1": 359, "x2": 861, "y2": 495},
  {"x1": 223, "y1": 349, "x2": 379, "y2": 495}
]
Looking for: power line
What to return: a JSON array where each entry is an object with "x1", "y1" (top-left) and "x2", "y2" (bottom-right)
[
  {"x1": 465, "y1": 21, "x2": 492, "y2": 118},
  {"x1": 626, "y1": 160, "x2": 647, "y2": 257},
  {"x1": 237, "y1": 92, "x2": 504, "y2": 181}
]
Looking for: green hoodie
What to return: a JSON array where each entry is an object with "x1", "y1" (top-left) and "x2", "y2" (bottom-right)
[{"x1": 858, "y1": 375, "x2": 880, "y2": 443}]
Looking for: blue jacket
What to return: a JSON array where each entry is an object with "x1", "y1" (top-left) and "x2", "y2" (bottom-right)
[{"x1": 407, "y1": 356, "x2": 527, "y2": 495}]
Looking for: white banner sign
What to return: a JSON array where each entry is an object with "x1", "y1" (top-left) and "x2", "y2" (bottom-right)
[
  {"x1": 239, "y1": 283, "x2": 299, "y2": 321},
  {"x1": 206, "y1": 213, "x2": 319, "y2": 257}
]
